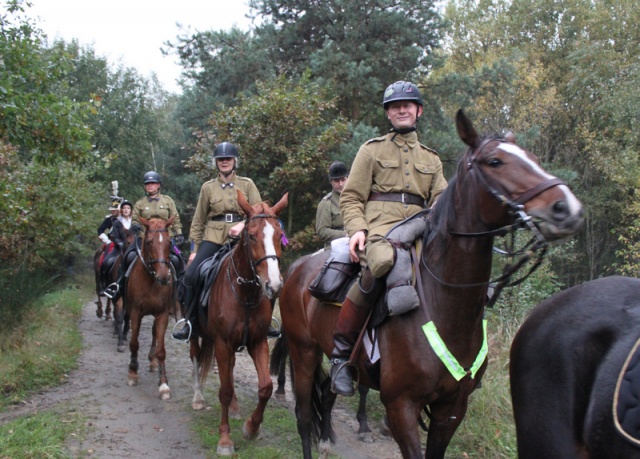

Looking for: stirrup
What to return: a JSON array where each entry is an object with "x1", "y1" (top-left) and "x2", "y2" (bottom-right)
[
  {"x1": 103, "y1": 283, "x2": 119, "y2": 299},
  {"x1": 330, "y1": 358, "x2": 356, "y2": 396},
  {"x1": 268, "y1": 316, "x2": 281, "y2": 338},
  {"x1": 171, "y1": 319, "x2": 192, "y2": 342}
]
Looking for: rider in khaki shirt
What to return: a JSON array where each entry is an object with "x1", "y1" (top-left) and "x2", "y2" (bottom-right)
[
  {"x1": 172, "y1": 142, "x2": 263, "y2": 341},
  {"x1": 330, "y1": 81, "x2": 448, "y2": 396},
  {"x1": 315, "y1": 161, "x2": 349, "y2": 250}
]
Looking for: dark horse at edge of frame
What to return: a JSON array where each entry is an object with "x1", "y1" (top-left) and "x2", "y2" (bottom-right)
[
  {"x1": 510, "y1": 276, "x2": 640, "y2": 459},
  {"x1": 188, "y1": 191, "x2": 288, "y2": 456},
  {"x1": 272, "y1": 109, "x2": 584, "y2": 459}
]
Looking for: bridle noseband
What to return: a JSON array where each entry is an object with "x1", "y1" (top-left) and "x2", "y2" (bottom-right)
[{"x1": 137, "y1": 227, "x2": 173, "y2": 282}]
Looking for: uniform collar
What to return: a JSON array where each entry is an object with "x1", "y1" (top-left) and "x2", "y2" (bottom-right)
[
  {"x1": 217, "y1": 173, "x2": 236, "y2": 189},
  {"x1": 390, "y1": 130, "x2": 418, "y2": 148}
]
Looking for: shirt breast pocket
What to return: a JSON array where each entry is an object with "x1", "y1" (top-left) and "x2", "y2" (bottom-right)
[
  {"x1": 375, "y1": 158, "x2": 399, "y2": 187},
  {"x1": 414, "y1": 163, "x2": 435, "y2": 189},
  {"x1": 209, "y1": 196, "x2": 224, "y2": 215}
]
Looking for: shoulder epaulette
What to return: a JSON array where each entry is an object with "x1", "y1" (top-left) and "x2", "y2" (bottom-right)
[
  {"x1": 419, "y1": 143, "x2": 439, "y2": 155},
  {"x1": 321, "y1": 192, "x2": 333, "y2": 201},
  {"x1": 235, "y1": 176, "x2": 253, "y2": 183},
  {"x1": 365, "y1": 135, "x2": 387, "y2": 145}
]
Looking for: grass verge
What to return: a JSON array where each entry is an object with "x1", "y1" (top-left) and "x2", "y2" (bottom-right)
[{"x1": 0, "y1": 270, "x2": 94, "y2": 457}]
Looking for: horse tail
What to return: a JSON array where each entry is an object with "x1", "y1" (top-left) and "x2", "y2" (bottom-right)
[
  {"x1": 311, "y1": 362, "x2": 334, "y2": 444},
  {"x1": 198, "y1": 338, "x2": 215, "y2": 387},
  {"x1": 269, "y1": 330, "x2": 289, "y2": 376}
]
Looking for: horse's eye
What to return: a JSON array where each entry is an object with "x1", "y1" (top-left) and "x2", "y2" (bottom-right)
[{"x1": 488, "y1": 158, "x2": 503, "y2": 168}]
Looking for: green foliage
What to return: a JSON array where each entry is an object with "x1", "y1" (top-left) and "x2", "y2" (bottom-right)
[
  {"x1": 187, "y1": 75, "x2": 349, "y2": 244},
  {"x1": 0, "y1": 0, "x2": 93, "y2": 163},
  {"x1": 0, "y1": 141, "x2": 103, "y2": 276}
]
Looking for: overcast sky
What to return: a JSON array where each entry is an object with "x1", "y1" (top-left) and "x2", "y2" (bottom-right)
[{"x1": 28, "y1": 0, "x2": 256, "y2": 93}]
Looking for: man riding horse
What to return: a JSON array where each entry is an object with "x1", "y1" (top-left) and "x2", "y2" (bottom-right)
[{"x1": 330, "y1": 80, "x2": 448, "y2": 396}]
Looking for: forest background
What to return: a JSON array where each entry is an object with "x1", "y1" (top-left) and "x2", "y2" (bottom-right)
[{"x1": 2, "y1": 0, "x2": 640, "y2": 315}]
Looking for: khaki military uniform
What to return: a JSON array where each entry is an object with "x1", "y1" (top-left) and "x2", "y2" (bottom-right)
[
  {"x1": 132, "y1": 193, "x2": 182, "y2": 237},
  {"x1": 189, "y1": 174, "x2": 261, "y2": 253},
  {"x1": 340, "y1": 130, "x2": 447, "y2": 278},
  {"x1": 316, "y1": 190, "x2": 347, "y2": 249}
]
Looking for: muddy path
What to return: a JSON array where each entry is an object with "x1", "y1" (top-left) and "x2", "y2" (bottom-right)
[{"x1": 0, "y1": 298, "x2": 402, "y2": 458}]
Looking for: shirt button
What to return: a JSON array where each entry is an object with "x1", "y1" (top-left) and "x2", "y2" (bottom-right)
[
  {"x1": 405, "y1": 160, "x2": 409, "y2": 164},
  {"x1": 405, "y1": 171, "x2": 410, "y2": 175},
  {"x1": 404, "y1": 147, "x2": 409, "y2": 152},
  {"x1": 405, "y1": 184, "x2": 410, "y2": 189}
]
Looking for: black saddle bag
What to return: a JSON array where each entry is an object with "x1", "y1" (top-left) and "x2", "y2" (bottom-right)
[{"x1": 308, "y1": 252, "x2": 360, "y2": 304}]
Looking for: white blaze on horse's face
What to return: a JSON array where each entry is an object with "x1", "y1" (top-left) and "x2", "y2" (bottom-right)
[
  {"x1": 499, "y1": 143, "x2": 582, "y2": 215},
  {"x1": 158, "y1": 232, "x2": 164, "y2": 243},
  {"x1": 261, "y1": 220, "x2": 283, "y2": 293}
]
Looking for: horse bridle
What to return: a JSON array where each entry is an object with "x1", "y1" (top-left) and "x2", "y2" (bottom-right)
[
  {"x1": 452, "y1": 136, "x2": 566, "y2": 241},
  {"x1": 420, "y1": 137, "x2": 566, "y2": 306},
  {"x1": 136, "y1": 227, "x2": 174, "y2": 282},
  {"x1": 228, "y1": 213, "x2": 282, "y2": 299}
]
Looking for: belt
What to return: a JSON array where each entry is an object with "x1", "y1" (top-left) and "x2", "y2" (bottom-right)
[
  {"x1": 368, "y1": 192, "x2": 426, "y2": 207},
  {"x1": 211, "y1": 213, "x2": 243, "y2": 223}
]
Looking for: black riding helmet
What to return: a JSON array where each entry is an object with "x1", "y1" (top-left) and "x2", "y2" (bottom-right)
[
  {"x1": 382, "y1": 81, "x2": 424, "y2": 110},
  {"x1": 328, "y1": 161, "x2": 348, "y2": 180},
  {"x1": 143, "y1": 171, "x2": 162, "y2": 184},
  {"x1": 213, "y1": 142, "x2": 240, "y2": 170},
  {"x1": 119, "y1": 200, "x2": 133, "y2": 211}
]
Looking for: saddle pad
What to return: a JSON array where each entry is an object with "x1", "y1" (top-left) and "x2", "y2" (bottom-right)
[
  {"x1": 197, "y1": 245, "x2": 232, "y2": 308},
  {"x1": 614, "y1": 335, "x2": 640, "y2": 446}
]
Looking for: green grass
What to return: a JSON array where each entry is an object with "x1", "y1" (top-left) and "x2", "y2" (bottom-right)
[
  {"x1": 0, "y1": 277, "x2": 91, "y2": 409},
  {"x1": 0, "y1": 409, "x2": 86, "y2": 459},
  {"x1": 191, "y1": 396, "x2": 303, "y2": 458}
]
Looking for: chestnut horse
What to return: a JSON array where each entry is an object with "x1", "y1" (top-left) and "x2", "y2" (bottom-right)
[
  {"x1": 124, "y1": 216, "x2": 176, "y2": 400},
  {"x1": 273, "y1": 109, "x2": 584, "y2": 459},
  {"x1": 510, "y1": 276, "x2": 640, "y2": 458},
  {"x1": 188, "y1": 191, "x2": 288, "y2": 456}
]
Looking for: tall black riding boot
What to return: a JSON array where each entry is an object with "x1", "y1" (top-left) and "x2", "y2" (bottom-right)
[
  {"x1": 330, "y1": 297, "x2": 371, "y2": 396},
  {"x1": 172, "y1": 285, "x2": 197, "y2": 341},
  {"x1": 330, "y1": 268, "x2": 384, "y2": 396}
]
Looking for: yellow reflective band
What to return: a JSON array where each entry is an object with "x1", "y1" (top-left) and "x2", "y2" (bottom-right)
[{"x1": 422, "y1": 319, "x2": 488, "y2": 381}]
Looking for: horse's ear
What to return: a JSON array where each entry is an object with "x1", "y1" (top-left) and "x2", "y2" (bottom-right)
[
  {"x1": 237, "y1": 189, "x2": 253, "y2": 217},
  {"x1": 271, "y1": 192, "x2": 289, "y2": 216},
  {"x1": 455, "y1": 109, "x2": 480, "y2": 149},
  {"x1": 505, "y1": 131, "x2": 516, "y2": 143}
]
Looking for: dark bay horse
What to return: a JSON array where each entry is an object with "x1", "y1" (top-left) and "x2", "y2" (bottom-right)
[
  {"x1": 124, "y1": 216, "x2": 176, "y2": 400},
  {"x1": 94, "y1": 246, "x2": 114, "y2": 320},
  {"x1": 189, "y1": 191, "x2": 288, "y2": 456},
  {"x1": 273, "y1": 109, "x2": 584, "y2": 459},
  {"x1": 510, "y1": 276, "x2": 640, "y2": 458}
]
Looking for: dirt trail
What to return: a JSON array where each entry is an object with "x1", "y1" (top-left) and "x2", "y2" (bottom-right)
[{"x1": 0, "y1": 298, "x2": 402, "y2": 458}]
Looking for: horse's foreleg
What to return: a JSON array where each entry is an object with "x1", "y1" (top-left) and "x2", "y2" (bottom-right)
[
  {"x1": 115, "y1": 299, "x2": 127, "y2": 352},
  {"x1": 155, "y1": 313, "x2": 171, "y2": 400},
  {"x1": 190, "y1": 339, "x2": 206, "y2": 410},
  {"x1": 105, "y1": 298, "x2": 112, "y2": 321},
  {"x1": 356, "y1": 384, "x2": 373, "y2": 441},
  {"x1": 127, "y1": 311, "x2": 142, "y2": 386},
  {"x1": 243, "y1": 339, "x2": 273, "y2": 441},
  {"x1": 384, "y1": 396, "x2": 425, "y2": 459},
  {"x1": 215, "y1": 344, "x2": 236, "y2": 456},
  {"x1": 424, "y1": 401, "x2": 466, "y2": 459},
  {"x1": 148, "y1": 319, "x2": 159, "y2": 372},
  {"x1": 95, "y1": 296, "x2": 104, "y2": 319}
]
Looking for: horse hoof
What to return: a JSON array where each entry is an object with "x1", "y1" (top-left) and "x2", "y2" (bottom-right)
[
  {"x1": 127, "y1": 375, "x2": 139, "y2": 386},
  {"x1": 358, "y1": 431, "x2": 374, "y2": 443},
  {"x1": 274, "y1": 392, "x2": 286, "y2": 401},
  {"x1": 117, "y1": 345, "x2": 126, "y2": 353},
  {"x1": 159, "y1": 383, "x2": 171, "y2": 400},
  {"x1": 242, "y1": 420, "x2": 260, "y2": 440},
  {"x1": 192, "y1": 400, "x2": 206, "y2": 411},
  {"x1": 318, "y1": 439, "x2": 331, "y2": 459},
  {"x1": 216, "y1": 444, "x2": 234, "y2": 456},
  {"x1": 149, "y1": 364, "x2": 158, "y2": 373}
]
